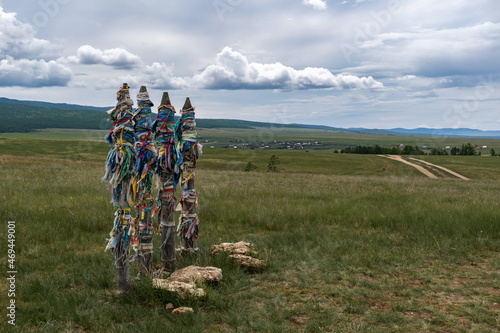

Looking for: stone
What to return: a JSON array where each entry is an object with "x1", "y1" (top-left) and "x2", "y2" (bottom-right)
[
  {"x1": 165, "y1": 303, "x2": 174, "y2": 311},
  {"x1": 210, "y1": 241, "x2": 256, "y2": 256},
  {"x1": 167, "y1": 265, "x2": 223, "y2": 284},
  {"x1": 172, "y1": 307, "x2": 194, "y2": 315},
  {"x1": 152, "y1": 279, "x2": 206, "y2": 299},
  {"x1": 167, "y1": 265, "x2": 222, "y2": 284},
  {"x1": 229, "y1": 254, "x2": 264, "y2": 271}
]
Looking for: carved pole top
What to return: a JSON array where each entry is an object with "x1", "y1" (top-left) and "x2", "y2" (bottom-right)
[
  {"x1": 182, "y1": 97, "x2": 192, "y2": 110},
  {"x1": 161, "y1": 92, "x2": 171, "y2": 106}
]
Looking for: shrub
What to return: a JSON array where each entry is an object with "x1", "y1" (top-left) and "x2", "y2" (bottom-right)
[
  {"x1": 267, "y1": 155, "x2": 280, "y2": 172},
  {"x1": 244, "y1": 162, "x2": 257, "y2": 172}
]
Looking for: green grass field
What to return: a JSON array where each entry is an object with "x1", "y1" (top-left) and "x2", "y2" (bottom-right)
[
  {"x1": 3, "y1": 127, "x2": 500, "y2": 152},
  {"x1": 1, "y1": 129, "x2": 499, "y2": 332}
]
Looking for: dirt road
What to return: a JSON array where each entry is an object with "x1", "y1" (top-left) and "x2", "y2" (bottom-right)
[
  {"x1": 408, "y1": 158, "x2": 470, "y2": 180},
  {"x1": 379, "y1": 155, "x2": 438, "y2": 179},
  {"x1": 379, "y1": 155, "x2": 470, "y2": 180}
]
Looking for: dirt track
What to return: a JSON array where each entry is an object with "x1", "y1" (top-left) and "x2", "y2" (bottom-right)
[
  {"x1": 408, "y1": 158, "x2": 471, "y2": 180},
  {"x1": 379, "y1": 155, "x2": 470, "y2": 180}
]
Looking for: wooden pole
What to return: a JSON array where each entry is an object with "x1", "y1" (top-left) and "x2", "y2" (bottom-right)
[
  {"x1": 153, "y1": 92, "x2": 178, "y2": 272},
  {"x1": 103, "y1": 83, "x2": 136, "y2": 292},
  {"x1": 133, "y1": 86, "x2": 156, "y2": 276},
  {"x1": 178, "y1": 97, "x2": 200, "y2": 252},
  {"x1": 116, "y1": 210, "x2": 130, "y2": 292}
]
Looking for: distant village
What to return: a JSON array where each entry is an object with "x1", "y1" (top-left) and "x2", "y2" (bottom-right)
[
  {"x1": 199, "y1": 135, "x2": 492, "y2": 153},
  {"x1": 222, "y1": 140, "x2": 323, "y2": 150}
]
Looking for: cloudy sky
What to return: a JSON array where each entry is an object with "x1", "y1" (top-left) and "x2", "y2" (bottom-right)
[{"x1": 0, "y1": 0, "x2": 499, "y2": 129}]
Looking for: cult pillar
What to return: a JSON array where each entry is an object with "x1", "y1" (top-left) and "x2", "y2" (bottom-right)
[
  {"x1": 152, "y1": 92, "x2": 180, "y2": 272},
  {"x1": 103, "y1": 83, "x2": 136, "y2": 292},
  {"x1": 177, "y1": 97, "x2": 200, "y2": 252},
  {"x1": 133, "y1": 86, "x2": 156, "y2": 275}
]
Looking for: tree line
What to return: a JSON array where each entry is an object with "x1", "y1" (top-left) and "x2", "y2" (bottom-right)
[
  {"x1": 341, "y1": 145, "x2": 424, "y2": 155},
  {"x1": 0, "y1": 103, "x2": 111, "y2": 133},
  {"x1": 341, "y1": 143, "x2": 483, "y2": 156}
]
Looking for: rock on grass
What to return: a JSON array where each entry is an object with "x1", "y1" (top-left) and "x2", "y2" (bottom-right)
[
  {"x1": 152, "y1": 279, "x2": 206, "y2": 299},
  {"x1": 167, "y1": 265, "x2": 223, "y2": 284},
  {"x1": 210, "y1": 241, "x2": 256, "y2": 256},
  {"x1": 172, "y1": 307, "x2": 194, "y2": 315},
  {"x1": 229, "y1": 254, "x2": 265, "y2": 271}
]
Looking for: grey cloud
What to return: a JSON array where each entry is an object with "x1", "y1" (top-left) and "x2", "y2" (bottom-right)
[
  {"x1": 0, "y1": 56, "x2": 72, "y2": 87},
  {"x1": 95, "y1": 62, "x2": 188, "y2": 90},
  {"x1": 342, "y1": 20, "x2": 500, "y2": 80},
  {"x1": 410, "y1": 91, "x2": 439, "y2": 99}
]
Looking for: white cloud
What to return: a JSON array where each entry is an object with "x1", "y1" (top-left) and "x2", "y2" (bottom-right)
[
  {"x1": 0, "y1": 6, "x2": 62, "y2": 59},
  {"x1": 95, "y1": 62, "x2": 188, "y2": 90},
  {"x1": 193, "y1": 47, "x2": 383, "y2": 90},
  {"x1": 302, "y1": 0, "x2": 327, "y2": 10},
  {"x1": 91, "y1": 46, "x2": 383, "y2": 91},
  {"x1": 141, "y1": 62, "x2": 189, "y2": 89},
  {"x1": 0, "y1": 56, "x2": 72, "y2": 87},
  {"x1": 68, "y1": 45, "x2": 142, "y2": 69},
  {"x1": 0, "y1": 6, "x2": 71, "y2": 87}
]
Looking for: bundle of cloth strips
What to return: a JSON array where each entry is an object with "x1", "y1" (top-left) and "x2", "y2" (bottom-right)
[
  {"x1": 102, "y1": 83, "x2": 137, "y2": 284},
  {"x1": 103, "y1": 86, "x2": 201, "y2": 282},
  {"x1": 176, "y1": 98, "x2": 201, "y2": 251},
  {"x1": 132, "y1": 87, "x2": 156, "y2": 273},
  {"x1": 152, "y1": 95, "x2": 182, "y2": 270}
]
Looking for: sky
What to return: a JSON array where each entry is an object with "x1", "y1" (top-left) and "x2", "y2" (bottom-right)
[{"x1": 0, "y1": 0, "x2": 499, "y2": 129}]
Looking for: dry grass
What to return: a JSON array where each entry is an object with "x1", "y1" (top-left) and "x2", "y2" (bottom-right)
[{"x1": 0, "y1": 144, "x2": 499, "y2": 332}]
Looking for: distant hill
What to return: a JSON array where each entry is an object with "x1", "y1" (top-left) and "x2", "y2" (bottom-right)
[
  {"x1": 293, "y1": 124, "x2": 500, "y2": 138},
  {"x1": 198, "y1": 119, "x2": 302, "y2": 130},
  {"x1": 0, "y1": 103, "x2": 111, "y2": 133},
  {"x1": 346, "y1": 127, "x2": 500, "y2": 138},
  {"x1": 0, "y1": 97, "x2": 111, "y2": 112},
  {"x1": 387, "y1": 127, "x2": 500, "y2": 138},
  {"x1": 1, "y1": 97, "x2": 499, "y2": 138},
  {"x1": 0, "y1": 102, "x2": 301, "y2": 133}
]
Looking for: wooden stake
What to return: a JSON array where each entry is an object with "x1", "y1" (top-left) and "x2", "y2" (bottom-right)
[
  {"x1": 155, "y1": 91, "x2": 177, "y2": 272},
  {"x1": 179, "y1": 97, "x2": 199, "y2": 252},
  {"x1": 102, "y1": 83, "x2": 135, "y2": 292},
  {"x1": 134, "y1": 85, "x2": 155, "y2": 276}
]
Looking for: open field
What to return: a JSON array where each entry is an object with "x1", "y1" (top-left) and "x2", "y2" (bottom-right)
[
  {"x1": 2, "y1": 127, "x2": 500, "y2": 152},
  {"x1": 1, "y1": 133, "x2": 500, "y2": 332}
]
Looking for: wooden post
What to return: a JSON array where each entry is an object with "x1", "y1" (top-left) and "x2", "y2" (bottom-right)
[
  {"x1": 102, "y1": 83, "x2": 136, "y2": 292},
  {"x1": 116, "y1": 210, "x2": 131, "y2": 292},
  {"x1": 152, "y1": 92, "x2": 179, "y2": 272},
  {"x1": 178, "y1": 97, "x2": 200, "y2": 252},
  {"x1": 133, "y1": 86, "x2": 156, "y2": 276}
]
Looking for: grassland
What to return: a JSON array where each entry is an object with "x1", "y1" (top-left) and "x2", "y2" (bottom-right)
[
  {"x1": 0, "y1": 129, "x2": 499, "y2": 332},
  {"x1": 3, "y1": 126, "x2": 500, "y2": 152}
]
